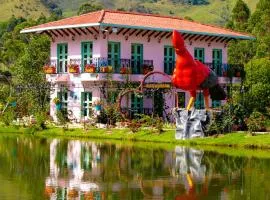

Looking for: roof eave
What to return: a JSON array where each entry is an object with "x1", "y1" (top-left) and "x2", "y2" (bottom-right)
[
  {"x1": 20, "y1": 21, "x2": 255, "y2": 40},
  {"x1": 20, "y1": 23, "x2": 101, "y2": 33},
  {"x1": 100, "y1": 23, "x2": 255, "y2": 40}
]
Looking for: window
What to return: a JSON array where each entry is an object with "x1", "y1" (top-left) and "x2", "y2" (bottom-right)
[
  {"x1": 81, "y1": 42, "x2": 93, "y2": 72},
  {"x1": 57, "y1": 91, "x2": 68, "y2": 114},
  {"x1": 164, "y1": 46, "x2": 175, "y2": 75},
  {"x1": 212, "y1": 49, "x2": 222, "y2": 76},
  {"x1": 57, "y1": 43, "x2": 68, "y2": 73},
  {"x1": 178, "y1": 92, "x2": 185, "y2": 108},
  {"x1": 195, "y1": 92, "x2": 204, "y2": 109},
  {"x1": 212, "y1": 100, "x2": 221, "y2": 108},
  {"x1": 81, "y1": 92, "x2": 92, "y2": 117},
  {"x1": 131, "y1": 93, "x2": 143, "y2": 115},
  {"x1": 194, "y1": 48, "x2": 205, "y2": 63},
  {"x1": 131, "y1": 43, "x2": 143, "y2": 74},
  {"x1": 107, "y1": 91, "x2": 119, "y2": 104},
  {"x1": 108, "y1": 42, "x2": 120, "y2": 73}
]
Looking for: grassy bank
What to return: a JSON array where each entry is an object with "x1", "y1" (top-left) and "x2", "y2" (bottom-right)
[{"x1": 1, "y1": 125, "x2": 270, "y2": 149}]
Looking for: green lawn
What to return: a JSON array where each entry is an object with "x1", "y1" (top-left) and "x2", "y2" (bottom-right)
[{"x1": 1, "y1": 125, "x2": 270, "y2": 149}]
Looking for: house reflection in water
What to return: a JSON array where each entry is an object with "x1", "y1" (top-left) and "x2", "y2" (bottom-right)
[
  {"x1": 45, "y1": 139, "x2": 103, "y2": 199},
  {"x1": 45, "y1": 140, "x2": 237, "y2": 199}
]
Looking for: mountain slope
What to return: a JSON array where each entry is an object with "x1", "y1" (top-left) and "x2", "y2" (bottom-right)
[
  {"x1": 0, "y1": 0, "x2": 50, "y2": 22},
  {"x1": 0, "y1": 0, "x2": 259, "y2": 25},
  {"x1": 57, "y1": 0, "x2": 260, "y2": 25}
]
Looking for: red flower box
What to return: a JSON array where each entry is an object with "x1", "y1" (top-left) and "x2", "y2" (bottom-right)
[
  {"x1": 68, "y1": 64, "x2": 80, "y2": 73},
  {"x1": 84, "y1": 64, "x2": 96, "y2": 73},
  {"x1": 43, "y1": 65, "x2": 56, "y2": 74}
]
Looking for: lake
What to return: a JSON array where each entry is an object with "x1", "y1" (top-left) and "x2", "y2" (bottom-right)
[{"x1": 0, "y1": 135, "x2": 269, "y2": 200}]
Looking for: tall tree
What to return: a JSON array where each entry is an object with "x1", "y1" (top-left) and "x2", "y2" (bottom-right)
[
  {"x1": 248, "y1": 0, "x2": 270, "y2": 58},
  {"x1": 227, "y1": 0, "x2": 254, "y2": 64},
  {"x1": 77, "y1": 3, "x2": 103, "y2": 15}
]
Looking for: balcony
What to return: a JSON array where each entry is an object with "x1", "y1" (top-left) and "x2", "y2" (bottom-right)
[
  {"x1": 204, "y1": 63, "x2": 244, "y2": 78},
  {"x1": 44, "y1": 59, "x2": 244, "y2": 84},
  {"x1": 44, "y1": 58, "x2": 154, "y2": 75}
]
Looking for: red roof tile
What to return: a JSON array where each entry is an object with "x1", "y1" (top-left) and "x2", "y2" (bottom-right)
[{"x1": 21, "y1": 9, "x2": 253, "y2": 39}]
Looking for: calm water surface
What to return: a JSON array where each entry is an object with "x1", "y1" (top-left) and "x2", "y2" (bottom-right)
[{"x1": 0, "y1": 135, "x2": 270, "y2": 200}]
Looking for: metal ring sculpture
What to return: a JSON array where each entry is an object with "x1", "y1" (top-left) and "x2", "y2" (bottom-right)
[{"x1": 118, "y1": 71, "x2": 177, "y2": 120}]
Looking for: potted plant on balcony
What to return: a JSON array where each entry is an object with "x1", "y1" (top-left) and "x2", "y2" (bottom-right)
[
  {"x1": 120, "y1": 66, "x2": 128, "y2": 74},
  {"x1": 100, "y1": 66, "x2": 109, "y2": 73},
  {"x1": 234, "y1": 65, "x2": 244, "y2": 77},
  {"x1": 43, "y1": 65, "x2": 56, "y2": 74},
  {"x1": 68, "y1": 64, "x2": 80, "y2": 73},
  {"x1": 84, "y1": 64, "x2": 96, "y2": 73},
  {"x1": 107, "y1": 65, "x2": 113, "y2": 73},
  {"x1": 142, "y1": 64, "x2": 154, "y2": 75},
  {"x1": 93, "y1": 100, "x2": 102, "y2": 111},
  {"x1": 53, "y1": 97, "x2": 61, "y2": 110}
]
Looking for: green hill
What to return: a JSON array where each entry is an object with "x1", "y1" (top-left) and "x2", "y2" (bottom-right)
[
  {"x1": 0, "y1": 0, "x2": 50, "y2": 22},
  {"x1": 0, "y1": 0, "x2": 260, "y2": 25}
]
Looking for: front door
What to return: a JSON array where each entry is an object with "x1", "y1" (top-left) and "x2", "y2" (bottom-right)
[
  {"x1": 212, "y1": 49, "x2": 222, "y2": 76},
  {"x1": 81, "y1": 92, "x2": 92, "y2": 117},
  {"x1": 108, "y1": 42, "x2": 120, "y2": 73},
  {"x1": 57, "y1": 91, "x2": 68, "y2": 114},
  {"x1": 178, "y1": 92, "x2": 186, "y2": 108},
  {"x1": 131, "y1": 44, "x2": 143, "y2": 74},
  {"x1": 154, "y1": 90, "x2": 164, "y2": 117},
  {"x1": 131, "y1": 93, "x2": 143, "y2": 117},
  {"x1": 57, "y1": 43, "x2": 68, "y2": 73},
  {"x1": 164, "y1": 46, "x2": 175, "y2": 75}
]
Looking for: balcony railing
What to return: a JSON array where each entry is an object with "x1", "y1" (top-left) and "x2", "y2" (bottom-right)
[
  {"x1": 44, "y1": 58, "x2": 244, "y2": 78},
  {"x1": 45, "y1": 58, "x2": 154, "y2": 75},
  {"x1": 204, "y1": 63, "x2": 244, "y2": 77}
]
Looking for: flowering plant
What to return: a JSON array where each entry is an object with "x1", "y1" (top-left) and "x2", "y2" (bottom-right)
[
  {"x1": 68, "y1": 64, "x2": 80, "y2": 73},
  {"x1": 43, "y1": 65, "x2": 56, "y2": 74},
  {"x1": 120, "y1": 66, "x2": 131, "y2": 74},
  {"x1": 53, "y1": 97, "x2": 60, "y2": 104},
  {"x1": 142, "y1": 64, "x2": 153, "y2": 74},
  {"x1": 93, "y1": 99, "x2": 102, "y2": 106},
  {"x1": 84, "y1": 64, "x2": 96, "y2": 73}
]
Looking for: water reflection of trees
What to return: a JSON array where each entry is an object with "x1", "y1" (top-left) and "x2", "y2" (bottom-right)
[{"x1": 0, "y1": 136, "x2": 50, "y2": 200}]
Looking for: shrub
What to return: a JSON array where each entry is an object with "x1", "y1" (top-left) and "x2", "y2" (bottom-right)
[
  {"x1": 154, "y1": 117, "x2": 164, "y2": 134},
  {"x1": 103, "y1": 103, "x2": 122, "y2": 126},
  {"x1": 56, "y1": 110, "x2": 69, "y2": 129},
  {"x1": 245, "y1": 111, "x2": 266, "y2": 133},
  {"x1": 35, "y1": 111, "x2": 47, "y2": 129},
  {"x1": 0, "y1": 108, "x2": 15, "y2": 126},
  {"x1": 127, "y1": 119, "x2": 142, "y2": 133}
]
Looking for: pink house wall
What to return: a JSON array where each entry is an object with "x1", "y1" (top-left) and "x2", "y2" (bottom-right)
[
  {"x1": 49, "y1": 31, "x2": 229, "y2": 120},
  {"x1": 50, "y1": 32, "x2": 228, "y2": 66}
]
